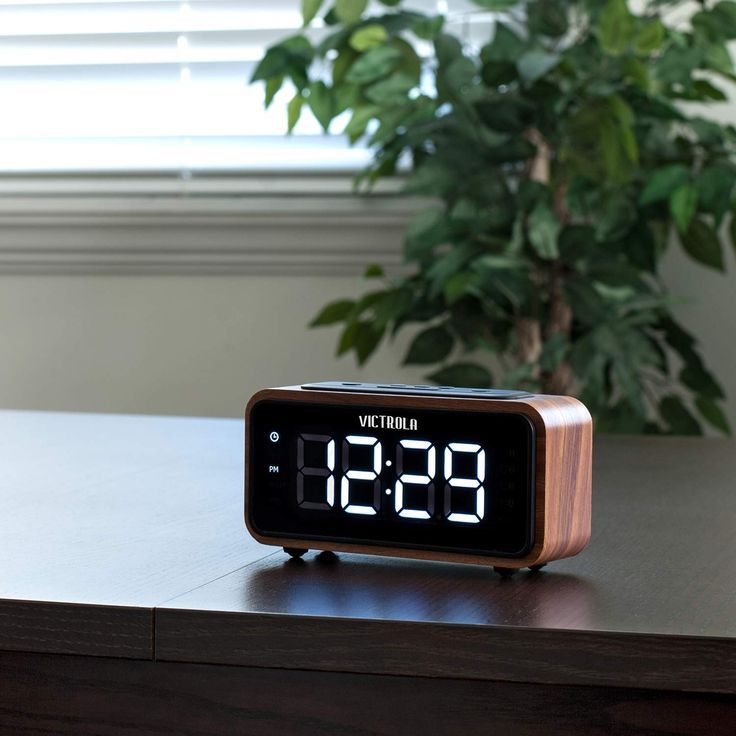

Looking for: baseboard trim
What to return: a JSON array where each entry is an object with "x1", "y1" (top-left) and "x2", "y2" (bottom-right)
[{"x1": 0, "y1": 175, "x2": 414, "y2": 275}]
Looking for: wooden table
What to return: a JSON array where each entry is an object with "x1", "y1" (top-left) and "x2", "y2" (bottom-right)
[{"x1": 0, "y1": 410, "x2": 734, "y2": 735}]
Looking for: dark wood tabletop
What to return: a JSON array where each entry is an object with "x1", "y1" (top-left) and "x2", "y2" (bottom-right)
[{"x1": 1, "y1": 410, "x2": 734, "y2": 735}]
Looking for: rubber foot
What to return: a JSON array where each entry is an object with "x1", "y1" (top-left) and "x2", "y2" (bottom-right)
[
  {"x1": 283, "y1": 547, "x2": 308, "y2": 559},
  {"x1": 493, "y1": 566, "x2": 517, "y2": 578},
  {"x1": 316, "y1": 550, "x2": 339, "y2": 564}
]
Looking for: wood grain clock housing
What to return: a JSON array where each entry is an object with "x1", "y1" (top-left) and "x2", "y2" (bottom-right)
[{"x1": 244, "y1": 383, "x2": 592, "y2": 576}]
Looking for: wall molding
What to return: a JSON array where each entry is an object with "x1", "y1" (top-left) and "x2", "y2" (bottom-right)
[{"x1": 0, "y1": 174, "x2": 415, "y2": 275}]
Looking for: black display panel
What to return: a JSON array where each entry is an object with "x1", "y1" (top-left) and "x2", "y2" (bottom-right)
[{"x1": 248, "y1": 399, "x2": 536, "y2": 558}]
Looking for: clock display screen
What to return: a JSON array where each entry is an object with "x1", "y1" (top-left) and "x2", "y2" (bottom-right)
[{"x1": 248, "y1": 399, "x2": 536, "y2": 558}]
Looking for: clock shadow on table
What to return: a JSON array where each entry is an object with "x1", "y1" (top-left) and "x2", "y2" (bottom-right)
[{"x1": 242, "y1": 551, "x2": 597, "y2": 630}]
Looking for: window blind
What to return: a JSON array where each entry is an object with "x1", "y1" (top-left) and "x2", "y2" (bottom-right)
[{"x1": 0, "y1": 0, "x2": 493, "y2": 174}]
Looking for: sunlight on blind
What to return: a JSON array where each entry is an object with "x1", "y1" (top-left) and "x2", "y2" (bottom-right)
[{"x1": 0, "y1": 0, "x2": 491, "y2": 174}]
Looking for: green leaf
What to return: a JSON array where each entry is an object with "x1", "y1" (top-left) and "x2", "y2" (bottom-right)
[
  {"x1": 539, "y1": 333, "x2": 569, "y2": 372},
  {"x1": 517, "y1": 49, "x2": 559, "y2": 82},
  {"x1": 703, "y1": 41, "x2": 733, "y2": 74},
  {"x1": 596, "y1": 401, "x2": 647, "y2": 434},
  {"x1": 680, "y1": 218, "x2": 724, "y2": 271},
  {"x1": 264, "y1": 75, "x2": 283, "y2": 108},
  {"x1": 350, "y1": 24, "x2": 388, "y2": 52},
  {"x1": 527, "y1": 0, "x2": 568, "y2": 38},
  {"x1": 427, "y1": 362, "x2": 493, "y2": 388},
  {"x1": 427, "y1": 245, "x2": 476, "y2": 296},
  {"x1": 310, "y1": 299, "x2": 355, "y2": 327},
  {"x1": 623, "y1": 57, "x2": 651, "y2": 91},
  {"x1": 412, "y1": 15, "x2": 444, "y2": 40},
  {"x1": 611, "y1": 359, "x2": 644, "y2": 416},
  {"x1": 345, "y1": 45, "x2": 402, "y2": 84},
  {"x1": 332, "y1": 47, "x2": 359, "y2": 84},
  {"x1": 374, "y1": 287, "x2": 413, "y2": 329},
  {"x1": 660, "y1": 396, "x2": 703, "y2": 436},
  {"x1": 442, "y1": 56, "x2": 477, "y2": 91},
  {"x1": 696, "y1": 396, "x2": 731, "y2": 434},
  {"x1": 669, "y1": 184, "x2": 698, "y2": 234},
  {"x1": 654, "y1": 45, "x2": 702, "y2": 84},
  {"x1": 444, "y1": 272, "x2": 482, "y2": 304},
  {"x1": 528, "y1": 202, "x2": 560, "y2": 259},
  {"x1": 695, "y1": 164, "x2": 735, "y2": 224},
  {"x1": 364, "y1": 264, "x2": 384, "y2": 278},
  {"x1": 639, "y1": 164, "x2": 690, "y2": 205},
  {"x1": 354, "y1": 321, "x2": 384, "y2": 365},
  {"x1": 609, "y1": 95, "x2": 638, "y2": 164},
  {"x1": 434, "y1": 33, "x2": 463, "y2": 67},
  {"x1": 344, "y1": 104, "x2": 378, "y2": 143},
  {"x1": 404, "y1": 325, "x2": 454, "y2": 365},
  {"x1": 337, "y1": 320, "x2": 358, "y2": 355},
  {"x1": 365, "y1": 71, "x2": 416, "y2": 104},
  {"x1": 558, "y1": 225, "x2": 594, "y2": 261},
  {"x1": 692, "y1": 79, "x2": 728, "y2": 101},
  {"x1": 596, "y1": 194, "x2": 637, "y2": 242},
  {"x1": 680, "y1": 360, "x2": 725, "y2": 400},
  {"x1": 301, "y1": 0, "x2": 324, "y2": 25},
  {"x1": 562, "y1": 97, "x2": 636, "y2": 183},
  {"x1": 251, "y1": 47, "x2": 289, "y2": 82},
  {"x1": 481, "y1": 23, "x2": 524, "y2": 62},
  {"x1": 711, "y1": 1, "x2": 736, "y2": 39},
  {"x1": 634, "y1": 19, "x2": 665, "y2": 54},
  {"x1": 287, "y1": 93, "x2": 304, "y2": 133},
  {"x1": 279, "y1": 35, "x2": 314, "y2": 63},
  {"x1": 404, "y1": 208, "x2": 448, "y2": 258},
  {"x1": 468, "y1": 0, "x2": 516, "y2": 8},
  {"x1": 308, "y1": 81, "x2": 334, "y2": 131},
  {"x1": 335, "y1": 0, "x2": 367, "y2": 24},
  {"x1": 597, "y1": 0, "x2": 635, "y2": 55}
]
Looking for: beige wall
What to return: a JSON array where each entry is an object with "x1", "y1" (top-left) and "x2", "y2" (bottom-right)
[
  {"x1": 0, "y1": 237, "x2": 733, "y2": 424},
  {"x1": 0, "y1": 274, "x2": 425, "y2": 417},
  {"x1": 660, "y1": 236, "x2": 736, "y2": 426}
]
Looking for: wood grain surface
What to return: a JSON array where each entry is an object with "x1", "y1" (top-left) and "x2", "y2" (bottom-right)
[
  {"x1": 1, "y1": 410, "x2": 735, "y2": 697},
  {"x1": 0, "y1": 411, "x2": 271, "y2": 658},
  {"x1": 1, "y1": 650, "x2": 734, "y2": 736}
]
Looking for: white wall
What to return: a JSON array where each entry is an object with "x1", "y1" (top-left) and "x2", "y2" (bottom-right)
[
  {"x1": 0, "y1": 274, "x2": 425, "y2": 417},
  {"x1": 660, "y1": 238, "x2": 736, "y2": 426},
  {"x1": 0, "y1": 181, "x2": 733, "y2": 425},
  {"x1": 0, "y1": 244, "x2": 733, "y2": 425}
]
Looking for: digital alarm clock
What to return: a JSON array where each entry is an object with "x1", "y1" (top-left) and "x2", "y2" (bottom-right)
[{"x1": 244, "y1": 382, "x2": 592, "y2": 576}]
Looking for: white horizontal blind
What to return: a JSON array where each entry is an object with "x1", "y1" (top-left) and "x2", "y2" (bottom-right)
[{"x1": 0, "y1": 0, "x2": 493, "y2": 174}]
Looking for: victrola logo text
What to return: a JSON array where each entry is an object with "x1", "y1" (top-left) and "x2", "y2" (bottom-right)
[{"x1": 358, "y1": 414, "x2": 418, "y2": 430}]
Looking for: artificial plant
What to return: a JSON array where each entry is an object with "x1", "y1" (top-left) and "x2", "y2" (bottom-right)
[{"x1": 252, "y1": 0, "x2": 735, "y2": 434}]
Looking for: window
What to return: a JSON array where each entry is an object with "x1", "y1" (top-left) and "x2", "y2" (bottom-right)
[
  {"x1": 0, "y1": 0, "x2": 371, "y2": 173},
  {"x1": 0, "y1": 0, "x2": 493, "y2": 175}
]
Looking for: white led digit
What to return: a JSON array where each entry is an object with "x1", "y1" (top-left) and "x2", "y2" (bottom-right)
[
  {"x1": 341, "y1": 435, "x2": 381, "y2": 515},
  {"x1": 444, "y1": 442, "x2": 485, "y2": 523},
  {"x1": 395, "y1": 439, "x2": 435, "y2": 519},
  {"x1": 296, "y1": 434, "x2": 335, "y2": 510}
]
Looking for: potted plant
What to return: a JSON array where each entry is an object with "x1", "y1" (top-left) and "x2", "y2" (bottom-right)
[{"x1": 252, "y1": 0, "x2": 734, "y2": 435}]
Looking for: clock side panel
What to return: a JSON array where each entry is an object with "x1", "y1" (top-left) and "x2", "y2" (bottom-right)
[
  {"x1": 525, "y1": 395, "x2": 593, "y2": 564},
  {"x1": 243, "y1": 387, "x2": 551, "y2": 568}
]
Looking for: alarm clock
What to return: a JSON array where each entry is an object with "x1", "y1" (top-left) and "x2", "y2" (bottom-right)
[{"x1": 244, "y1": 382, "x2": 592, "y2": 576}]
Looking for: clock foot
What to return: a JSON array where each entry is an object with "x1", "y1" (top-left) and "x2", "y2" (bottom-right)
[
  {"x1": 528, "y1": 563, "x2": 547, "y2": 572},
  {"x1": 493, "y1": 566, "x2": 517, "y2": 579},
  {"x1": 283, "y1": 547, "x2": 308, "y2": 559},
  {"x1": 316, "y1": 550, "x2": 339, "y2": 564}
]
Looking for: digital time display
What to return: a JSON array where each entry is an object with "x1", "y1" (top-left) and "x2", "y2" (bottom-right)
[{"x1": 248, "y1": 399, "x2": 536, "y2": 558}]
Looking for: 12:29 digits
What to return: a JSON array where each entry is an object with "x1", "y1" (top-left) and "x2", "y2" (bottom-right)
[{"x1": 296, "y1": 434, "x2": 485, "y2": 524}]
